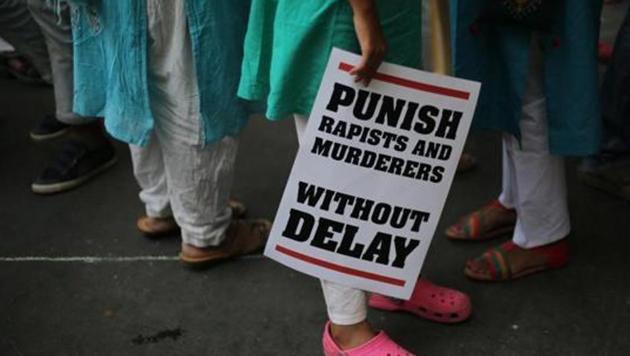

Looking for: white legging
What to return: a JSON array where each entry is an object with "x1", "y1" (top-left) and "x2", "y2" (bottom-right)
[{"x1": 294, "y1": 114, "x2": 368, "y2": 325}]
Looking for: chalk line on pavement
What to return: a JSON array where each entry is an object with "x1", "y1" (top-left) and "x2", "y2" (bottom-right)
[{"x1": 0, "y1": 255, "x2": 265, "y2": 263}]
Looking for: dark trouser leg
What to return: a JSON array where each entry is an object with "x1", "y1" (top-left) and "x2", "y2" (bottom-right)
[{"x1": 601, "y1": 5, "x2": 630, "y2": 151}]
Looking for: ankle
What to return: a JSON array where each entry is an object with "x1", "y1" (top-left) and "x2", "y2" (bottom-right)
[
  {"x1": 330, "y1": 321, "x2": 376, "y2": 350},
  {"x1": 491, "y1": 199, "x2": 514, "y2": 212},
  {"x1": 68, "y1": 121, "x2": 110, "y2": 149}
]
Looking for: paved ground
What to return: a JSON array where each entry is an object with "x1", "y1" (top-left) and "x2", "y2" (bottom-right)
[{"x1": 1, "y1": 4, "x2": 630, "y2": 356}]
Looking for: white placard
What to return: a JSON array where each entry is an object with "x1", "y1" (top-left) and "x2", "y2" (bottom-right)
[{"x1": 265, "y1": 48, "x2": 481, "y2": 299}]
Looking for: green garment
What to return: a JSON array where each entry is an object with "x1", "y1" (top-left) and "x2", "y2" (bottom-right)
[{"x1": 238, "y1": 0, "x2": 422, "y2": 120}]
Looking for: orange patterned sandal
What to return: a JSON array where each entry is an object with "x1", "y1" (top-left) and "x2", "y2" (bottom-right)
[
  {"x1": 445, "y1": 200, "x2": 516, "y2": 241},
  {"x1": 464, "y1": 239, "x2": 569, "y2": 282}
]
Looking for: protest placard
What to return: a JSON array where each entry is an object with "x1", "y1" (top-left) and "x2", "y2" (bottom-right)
[{"x1": 265, "y1": 48, "x2": 481, "y2": 299}]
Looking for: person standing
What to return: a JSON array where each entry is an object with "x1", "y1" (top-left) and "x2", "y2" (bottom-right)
[
  {"x1": 70, "y1": 0, "x2": 269, "y2": 263},
  {"x1": 239, "y1": 1, "x2": 472, "y2": 354},
  {"x1": 445, "y1": 0, "x2": 602, "y2": 281}
]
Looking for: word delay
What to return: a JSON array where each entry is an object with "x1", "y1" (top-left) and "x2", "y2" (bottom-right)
[{"x1": 281, "y1": 182, "x2": 426, "y2": 269}]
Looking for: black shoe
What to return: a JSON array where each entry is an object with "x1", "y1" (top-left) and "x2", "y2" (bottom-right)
[
  {"x1": 31, "y1": 140, "x2": 117, "y2": 194},
  {"x1": 30, "y1": 114, "x2": 71, "y2": 141}
]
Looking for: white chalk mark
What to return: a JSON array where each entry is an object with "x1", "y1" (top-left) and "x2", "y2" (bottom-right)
[{"x1": 0, "y1": 255, "x2": 265, "y2": 263}]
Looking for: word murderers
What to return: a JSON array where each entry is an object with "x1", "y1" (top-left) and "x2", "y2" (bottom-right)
[{"x1": 311, "y1": 136, "x2": 445, "y2": 183}]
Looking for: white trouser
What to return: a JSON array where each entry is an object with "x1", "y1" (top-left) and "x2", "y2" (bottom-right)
[
  {"x1": 130, "y1": 134, "x2": 238, "y2": 248},
  {"x1": 294, "y1": 114, "x2": 368, "y2": 325},
  {"x1": 147, "y1": 0, "x2": 202, "y2": 145},
  {"x1": 128, "y1": 0, "x2": 238, "y2": 248},
  {"x1": 497, "y1": 36, "x2": 570, "y2": 249}
]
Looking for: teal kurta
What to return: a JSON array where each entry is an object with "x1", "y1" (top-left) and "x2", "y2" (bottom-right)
[
  {"x1": 450, "y1": 0, "x2": 602, "y2": 156},
  {"x1": 238, "y1": 0, "x2": 423, "y2": 120},
  {"x1": 69, "y1": 0, "x2": 252, "y2": 146}
]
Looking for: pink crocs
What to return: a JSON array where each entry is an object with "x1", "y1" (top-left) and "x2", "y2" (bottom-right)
[
  {"x1": 368, "y1": 278, "x2": 471, "y2": 324},
  {"x1": 322, "y1": 322, "x2": 415, "y2": 356}
]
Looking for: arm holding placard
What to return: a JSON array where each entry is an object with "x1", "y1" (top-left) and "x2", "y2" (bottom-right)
[{"x1": 347, "y1": 0, "x2": 387, "y2": 86}]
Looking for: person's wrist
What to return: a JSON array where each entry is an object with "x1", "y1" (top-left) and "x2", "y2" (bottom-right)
[{"x1": 348, "y1": 0, "x2": 378, "y2": 16}]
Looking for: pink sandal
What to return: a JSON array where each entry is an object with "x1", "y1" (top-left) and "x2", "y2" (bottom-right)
[
  {"x1": 368, "y1": 278, "x2": 471, "y2": 324},
  {"x1": 322, "y1": 322, "x2": 415, "y2": 356}
]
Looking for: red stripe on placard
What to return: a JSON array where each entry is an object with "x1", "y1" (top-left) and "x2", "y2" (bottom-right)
[
  {"x1": 338, "y1": 62, "x2": 470, "y2": 100},
  {"x1": 275, "y1": 244, "x2": 406, "y2": 287}
]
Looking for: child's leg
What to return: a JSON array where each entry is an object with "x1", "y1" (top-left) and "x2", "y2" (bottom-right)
[
  {"x1": 321, "y1": 280, "x2": 368, "y2": 325},
  {"x1": 320, "y1": 280, "x2": 376, "y2": 351},
  {"x1": 295, "y1": 113, "x2": 378, "y2": 350},
  {"x1": 294, "y1": 113, "x2": 414, "y2": 353},
  {"x1": 296, "y1": 113, "x2": 369, "y2": 326}
]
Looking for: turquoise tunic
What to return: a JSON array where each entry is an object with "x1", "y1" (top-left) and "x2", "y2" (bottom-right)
[
  {"x1": 450, "y1": 0, "x2": 603, "y2": 156},
  {"x1": 69, "y1": 0, "x2": 252, "y2": 146},
  {"x1": 238, "y1": 0, "x2": 423, "y2": 120}
]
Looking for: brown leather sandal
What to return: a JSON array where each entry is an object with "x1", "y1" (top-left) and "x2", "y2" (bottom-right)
[
  {"x1": 179, "y1": 219, "x2": 271, "y2": 268},
  {"x1": 137, "y1": 199, "x2": 247, "y2": 238},
  {"x1": 137, "y1": 216, "x2": 179, "y2": 237}
]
